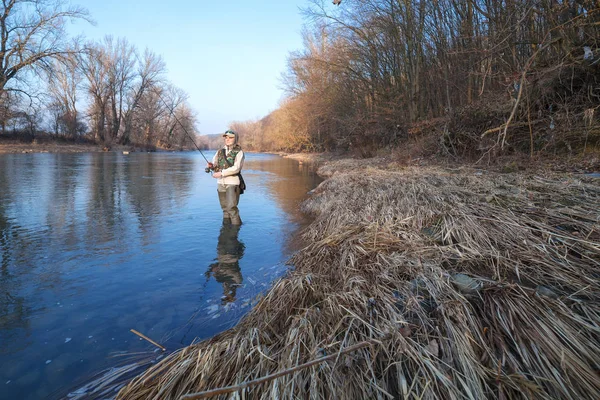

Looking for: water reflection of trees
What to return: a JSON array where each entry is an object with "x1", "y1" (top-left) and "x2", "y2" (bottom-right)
[
  {"x1": 85, "y1": 153, "x2": 126, "y2": 247},
  {"x1": 46, "y1": 154, "x2": 86, "y2": 251},
  {"x1": 245, "y1": 157, "x2": 321, "y2": 223},
  {"x1": 0, "y1": 156, "x2": 31, "y2": 350},
  {"x1": 0, "y1": 200, "x2": 25, "y2": 342},
  {"x1": 0, "y1": 153, "x2": 195, "y2": 267},
  {"x1": 244, "y1": 156, "x2": 322, "y2": 255},
  {"x1": 0, "y1": 153, "x2": 195, "y2": 350},
  {"x1": 205, "y1": 224, "x2": 245, "y2": 304},
  {"x1": 84, "y1": 153, "x2": 194, "y2": 247},
  {"x1": 122, "y1": 154, "x2": 194, "y2": 245}
]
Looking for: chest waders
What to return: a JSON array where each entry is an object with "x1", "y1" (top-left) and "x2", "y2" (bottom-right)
[{"x1": 217, "y1": 146, "x2": 243, "y2": 225}]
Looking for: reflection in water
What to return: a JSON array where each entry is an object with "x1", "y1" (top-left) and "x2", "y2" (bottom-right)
[
  {"x1": 0, "y1": 153, "x2": 196, "y2": 400},
  {"x1": 205, "y1": 224, "x2": 245, "y2": 304}
]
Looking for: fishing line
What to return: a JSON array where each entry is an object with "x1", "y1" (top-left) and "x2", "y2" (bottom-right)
[{"x1": 153, "y1": 89, "x2": 212, "y2": 164}]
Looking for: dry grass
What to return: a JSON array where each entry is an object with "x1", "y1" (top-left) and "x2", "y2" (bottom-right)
[{"x1": 117, "y1": 166, "x2": 600, "y2": 400}]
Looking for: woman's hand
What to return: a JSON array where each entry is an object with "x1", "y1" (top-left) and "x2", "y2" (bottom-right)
[{"x1": 213, "y1": 172, "x2": 222, "y2": 179}]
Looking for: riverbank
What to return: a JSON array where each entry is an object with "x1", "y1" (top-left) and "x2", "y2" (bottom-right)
[
  {"x1": 284, "y1": 150, "x2": 600, "y2": 177},
  {"x1": 0, "y1": 136, "x2": 164, "y2": 154},
  {"x1": 0, "y1": 139, "x2": 142, "y2": 154},
  {"x1": 116, "y1": 159, "x2": 600, "y2": 399},
  {"x1": 0, "y1": 141, "x2": 104, "y2": 154}
]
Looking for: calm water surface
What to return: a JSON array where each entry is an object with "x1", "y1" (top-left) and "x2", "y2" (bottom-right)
[{"x1": 0, "y1": 152, "x2": 321, "y2": 400}]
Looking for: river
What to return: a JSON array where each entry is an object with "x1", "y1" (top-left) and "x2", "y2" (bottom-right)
[{"x1": 0, "y1": 152, "x2": 321, "y2": 400}]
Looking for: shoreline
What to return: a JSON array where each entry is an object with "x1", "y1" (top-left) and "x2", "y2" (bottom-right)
[
  {"x1": 0, "y1": 140, "x2": 143, "y2": 154},
  {"x1": 0, "y1": 138, "x2": 185, "y2": 154},
  {"x1": 114, "y1": 160, "x2": 600, "y2": 399},
  {"x1": 0, "y1": 141, "x2": 105, "y2": 154}
]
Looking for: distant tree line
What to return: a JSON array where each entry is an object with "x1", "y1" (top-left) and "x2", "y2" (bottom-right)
[
  {"x1": 0, "y1": 0, "x2": 204, "y2": 150},
  {"x1": 238, "y1": 0, "x2": 599, "y2": 158}
]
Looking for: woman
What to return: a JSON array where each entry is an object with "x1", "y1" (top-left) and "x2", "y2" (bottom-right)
[{"x1": 207, "y1": 130, "x2": 245, "y2": 225}]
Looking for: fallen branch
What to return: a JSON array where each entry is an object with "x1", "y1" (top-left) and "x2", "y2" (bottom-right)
[
  {"x1": 179, "y1": 336, "x2": 388, "y2": 399},
  {"x1": 481, "y1": 120, "x2": 544, "y2": 137}
]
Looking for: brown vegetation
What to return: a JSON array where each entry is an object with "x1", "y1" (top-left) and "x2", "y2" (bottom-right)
[
  {"x1": 116, "y1": 164, "x2": 600, "y2": 399},
  {"x1": 234, "y1": 1, "x2": 599, "y2": 163}
]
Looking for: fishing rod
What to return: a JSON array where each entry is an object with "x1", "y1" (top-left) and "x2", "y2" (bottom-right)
[{"x1": 153, "y1": 90, "x2": 212, "y2": 165}]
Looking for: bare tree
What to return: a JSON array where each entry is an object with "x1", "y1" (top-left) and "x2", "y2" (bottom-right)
[
  {"x1": 46, "y1": 51, "x2": 83, "y2": 137},
  {"x1": 79, "y1": 43, "x2": 110, "y2": 143},
  {"x1": 118, "y1": 49, "x2": 166, "y2": 144},
  {"x1": 104, "y1": 36, "x2": 136, "y2": 145},
  {"x1": 0, "y1": 91, "x2": 16, "y2": 133},
  {"x1": 0, "y1": 0, "x2": 90, "y2": 95},
  {"x1": 125, "y1": 83, "x2": 193, "y2": 149},
  {"x1": 153, "y1": 84, "x2": 194, "y2": 149}
]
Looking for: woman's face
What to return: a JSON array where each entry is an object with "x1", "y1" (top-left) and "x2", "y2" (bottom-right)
[{"x1": 224, "y1": 136, "x2": 235, "y2": 146}]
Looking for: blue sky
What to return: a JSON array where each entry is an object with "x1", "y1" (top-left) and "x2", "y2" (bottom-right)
[{"x1": 68, "y1": 0, "x2": 311, "y2": 135}]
